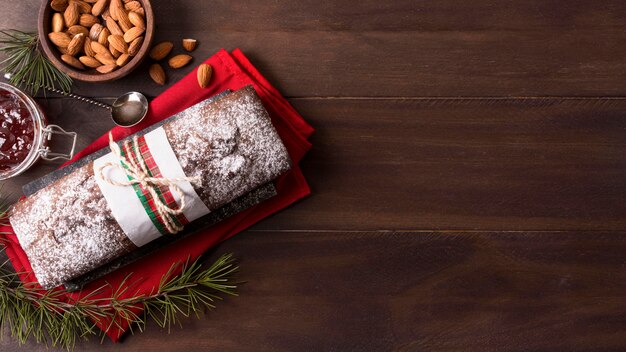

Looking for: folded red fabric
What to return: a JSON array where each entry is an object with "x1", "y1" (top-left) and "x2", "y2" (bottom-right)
[{"x1": 0, "y1": 49, "x2": 314, "y2": 341}]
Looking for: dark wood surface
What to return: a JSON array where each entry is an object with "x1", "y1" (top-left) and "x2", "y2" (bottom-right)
[{"x1": 2, "y1": 1, "x2": 626, "y2": 351}]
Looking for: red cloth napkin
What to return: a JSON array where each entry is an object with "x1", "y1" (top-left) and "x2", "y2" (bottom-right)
[{"x1": 0, "y1": 49, "x2": 314, "y2": 341}]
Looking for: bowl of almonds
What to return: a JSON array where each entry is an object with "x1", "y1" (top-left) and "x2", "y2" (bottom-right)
[{"x1": 38, "y1": 0, "x2": 154, "y2": 82}]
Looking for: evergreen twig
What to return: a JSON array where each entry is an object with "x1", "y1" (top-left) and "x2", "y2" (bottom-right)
[
  {"x1": 0, "y1": 29, "x2": 72, "y2": 95},
  {"x1": 0, "y1": 199, "x2": 239, "y2": 350}
]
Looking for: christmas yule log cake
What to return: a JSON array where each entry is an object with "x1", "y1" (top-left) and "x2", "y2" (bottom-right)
[{"x1": 9, "y1": 86, "x2": 291, "y2": 289}]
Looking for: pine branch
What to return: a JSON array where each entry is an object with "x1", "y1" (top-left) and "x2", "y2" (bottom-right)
[
  {"x1": 0, "y1": 207, "x2": 239, "y2": 349},
  {"x1": 0, "y1": 29, "x2": 72, "y2": 95}
]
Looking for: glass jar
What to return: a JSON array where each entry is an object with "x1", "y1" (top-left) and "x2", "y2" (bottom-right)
[{"x1": 0, "y1": 82, "x2": 77, "y2": 180}]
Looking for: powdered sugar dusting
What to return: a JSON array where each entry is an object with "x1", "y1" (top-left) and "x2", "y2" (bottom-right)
[
  {"x1": 10, "y1": 165, "x2": 135, "y2": 288},
  {"x1": 164, "y1": 86, "x2": 291, "y2": 209},
  {"x1": 9, "y1": 86, "x2": 291, "y2": 289}
]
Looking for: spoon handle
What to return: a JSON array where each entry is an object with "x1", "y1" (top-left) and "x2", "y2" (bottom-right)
[
  {"x1": 3, "y1": 73, "x2": 112, "y2": 110},
  {"x1": 40, "y1": 84, "x2": 112, "y2": 110}
]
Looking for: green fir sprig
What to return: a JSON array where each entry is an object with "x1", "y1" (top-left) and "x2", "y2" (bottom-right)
[
  {"x1": 0, "y1": 29, "x2": 72, "y2": 95},
  {"x1": 0, "y1": 199, "x2": 239, "y2": 350}
]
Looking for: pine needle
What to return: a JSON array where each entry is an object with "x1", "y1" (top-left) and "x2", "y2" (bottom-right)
[
  {"x1": 0, "y1": 201, "x2": 239, "y2": 350},
  {"x1": 0, "y1": 29, "x2": 72, "y2": 95}
]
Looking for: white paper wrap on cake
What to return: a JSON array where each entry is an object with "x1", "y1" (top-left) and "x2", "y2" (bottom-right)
[{"x1": 93, "y1": 127, "x2": 210, "y2": 247}]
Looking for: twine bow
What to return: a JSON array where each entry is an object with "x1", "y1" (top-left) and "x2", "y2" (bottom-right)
[{"x1": 96, "y1": 133, "x2": 200, "y2": 234}]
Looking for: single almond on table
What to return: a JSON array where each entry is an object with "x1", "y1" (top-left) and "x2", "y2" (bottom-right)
[
  {"x1": 84, "y1": 37, "x2": 97, "y2": 56},
  {"x1": 197, "y1": 64, "x2": 212, "y2": 88},
  {"x1": 79, "y1": 55, "x2": 102, "y2": 68},
  {"x1": 149, "y1": 63, "x2": 166, "y2": 85},
  {"x1": 79, "y1": 13, "x2": 99, "y2": 27},
  {"x1": 91, "y1": 0, "x2": 108, "y2": 16},
  {"x1": 128, "y1": 11, "x2": 145, "y2": 29},
  {"x1": 64, "y1": 2, "x2": 80, "y2": 27},
  {"x1": 168, "y1": 54, "x2": 193, "y2": 69},
  {"x1": 108, "y1": 34, "x2": 128, "y2": 54},
  {"x1": 149, "y1": 41, "x2": 173, "y2": 61},
  {"x1": 106, "y1": 18, "x2": 124, "y2": 36},
  {"x1": 98, "y1": 27, "x2": 110, "y2": 45},
  {"x1": 127, "y1": 36, "x2": 143, "y2": 56},
  {"x1": 182, "y1": 39, "x2": 197, "y2": 52},
  {"x1": 49, "y1": 32, "x2": 72, "y2": 48},
  {"x1": 51, "y1": 0, "x2": 69, "y2": 12},
  {"x1": 61, "y1": 54, "x2": 85, "y2": 70},
  {"x1": 116, "y1": 53, "x2": 131, "y2": 66},
  {"x1": 52, "y1": 13, "x2": 64, "y2": 33},
  {"x1": 67, "y1": 33, "x2": 85, "y2": 56},
  {"x1": 123, "y1": 26, "x2": 144, "y2": 43},
  {"x1": 97, "y1": 64, "x2": 118, "y2": 73}
]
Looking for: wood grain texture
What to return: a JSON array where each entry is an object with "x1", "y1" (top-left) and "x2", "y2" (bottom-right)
[
  {"x1": 7, "y1": 97, "x2": 626, "y2": 231},
  {"x1": 2, "y1": 230, "x2": 626, "y2": 351},
  {"x1": 1, "y1": 0, "x2": 626, "y2": 350},
  {"x1": 4, "y1": 1, "x2": 626, "y2": 97}
]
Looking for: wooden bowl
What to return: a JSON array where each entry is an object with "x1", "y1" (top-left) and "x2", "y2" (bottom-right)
[{"x1": 38, "y1": 0, "x2": 154, "y2": 82}]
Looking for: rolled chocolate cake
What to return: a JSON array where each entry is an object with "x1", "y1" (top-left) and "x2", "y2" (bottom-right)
[{"x1": 10, "y1": 86, "x2": 291, "y2": 289}]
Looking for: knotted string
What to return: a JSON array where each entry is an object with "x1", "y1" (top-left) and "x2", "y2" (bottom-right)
[{"x1": 96, "y1": 132, "x2": 200, "y2": 234}]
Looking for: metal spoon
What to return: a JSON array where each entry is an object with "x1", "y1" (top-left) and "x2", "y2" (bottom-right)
[{"x1": 3, "y1": 73, "x2": 149, "y2": 128}]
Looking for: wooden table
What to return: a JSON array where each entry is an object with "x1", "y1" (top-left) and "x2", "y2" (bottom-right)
[{"x1": 2, "y1": 1, "x2": 626, "y2": 350}]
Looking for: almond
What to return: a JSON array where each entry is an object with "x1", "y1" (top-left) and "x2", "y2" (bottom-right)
[
  {"x1": 127, "y1": 36, "x2": 143, "y2": 56},
  {"x1": 116, "y1": 53, "x2": 130, "y2": 66},
  {"x1": 106, "y1": 18, "x2": 123, "y2": 36},
  {"x1": 64, "y1": 1, "x2": 80, "y2": 26},
  {"x1": 149, "y1": 41, "x2": 173, "y2": 61},
  {"x1": 89, "y1": 23, "x2": 103, "y2": 41},
  {"x1": 124, "y1": 0, "x2": 140, "y2": 11},
  {"x1": 79, "y1": 55, "x2": 102, "y2": 68},
  {"x1": 117, "y1": 10, "x2": 133, "y2": 32},
  {"x1": 182, "y1": 39, "x2": 197, "y2": 52},
  {"x1": 67, "y1": 33, "x2": 85, "y2": 56},
  {"x1": 91, "y1": 40, "x2": 110, "y2": 55},
  {"x1": 51, "y1": 0, "x2": 69, "y2": 12},
  {"x1": 58, "y1": 46, "x2": 69, "y2": 55},
  {"x1": 68, "y1": 25, "x2": 89, "y2": 37},
  {"x1": 127, "y1": 11, "x2": 144, "y2": 29},
  {"x1": 123, "y1": 26, "x2": 144, "y2": 43},
  {"x1": 109, "y1": 0, "x2": 124, "y2": 21},
  {"x1": 168, "y1": 54, "x2": 193, "y2": 69},
  {"x1": 149, "y1": 63, "x2": 166, "y2": 85},
  {"x1": 98, "y1": 28, "x2": 110, "y2": 45},
  {"x1": 133, "y1": 8, "x2": 144, "y2": 17},
  {"x1": 109, "y1": 45, "x2": 121, "y2": 58},
  {"x1": 61, "y1": 54, "x2": 85, "y2": 69},
  {"x1": 79, "y1": 14, "x2": 99, "y2": 27},
  {"x1": 197, "y1": 64, "x2": 212, "y2": 88},
  {"x1": 84, "y1": 37, "x2": 96, "y2": 56},
  {"x1": 95, "y1": 52, "x2": 116, "y2": 65},
  {"x1": 97, "y1": 64, "x2": 117, "y2": 73},
  {"x1": 49, "y1": 32, "x2": 72, "y2": 48},
  {"x1": 73, "y1": 0, "x2": 92, "y2": 14},
  {"x1": 101, "y1": 7, "x2": 111, "y2": 19},
  {"x1": 91, "y1": 0, "x2": 108, "y2": 16},
  {"x1": 52, "y1": 13, "x2": 64, "y2": 33},
  {"x1": 84, "y1": 0, "x2": 98, "y2": 3},
  {"x1": 108, "y1": 34, "x2": 127, "y2": 54}
]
